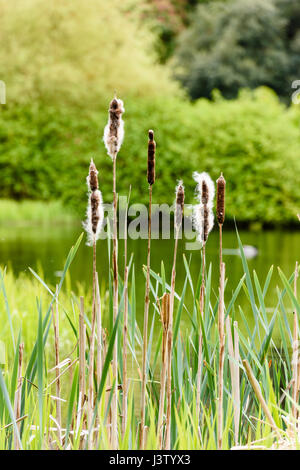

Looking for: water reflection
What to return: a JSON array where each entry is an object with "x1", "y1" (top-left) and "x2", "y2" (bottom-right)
[{"x1": 0, "y1": 224, "x2": 299, "y2": 332}]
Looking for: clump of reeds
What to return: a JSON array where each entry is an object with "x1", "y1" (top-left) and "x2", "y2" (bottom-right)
[
  {"x1": 193, "y1": 172, "x2": 214, "y2": 420},
  {"x1": 103, "y1": 96, "x2": 125, "y2": 449},
  {"x1": 140, "y1": 130, "x2": 156, "y2": 449},
  {"x1": 83, "y1": 159, "x2": 104, "y2": 448},
  {"x1": 165, "y1": 181, "x2": 184, "y2": 450}
]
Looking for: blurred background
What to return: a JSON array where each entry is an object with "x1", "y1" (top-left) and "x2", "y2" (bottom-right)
[{"x1": 0, "y1": 0, "x2": 299, "y2": 304}]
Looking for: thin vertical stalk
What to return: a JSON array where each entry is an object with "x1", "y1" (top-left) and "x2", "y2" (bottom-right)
[
  {"x1": 243, "y1": 359, "x2": 281, "y2": 439},
  {"x1": 157, "y1": 293, "x2": 170, "y2": 449},
  {"x1": 13, "y1": 342, "x2": 24, "y2": 450},
  {"x1": 196, "y1": 243, "x2": 206, "y2": 420},
  {"x1": 140, "y1": 184, "x2": 152, "y2": 449},
  {"x1": 53, "y1": 285, "x2": 61, "y2": 446},
  {"x1": 96, "y1": 272, "x2": 102, "y2": 388},
  {"x1": 165, "y1": 223, "x2": 180, "y2": 450},
  {"x1": 111, "y1": 155, "x2": 119, "y2": 450},
  {"x1": 217, "y1": 262, "x2": 225, "y2": 450},
  {"x1": 233, "y1": 321, "x2": 240, "y2": 445},
  {"x1": 79, "y1": 297, "x2": 86, "y2": 410},
  {"x1": 292, "y1": 261, "x2": 298, "y2": 420},
  {"x1": 122, "y1": 188, "x2": 130, "y2": 438},
  {"x1": 88, "y1": 241, "x2": 97, "y2": 449}
]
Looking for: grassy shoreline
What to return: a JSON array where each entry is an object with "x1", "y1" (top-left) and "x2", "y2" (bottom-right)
[{"x1": 0, "y1": 199, "x2": 78, "y2": 226}]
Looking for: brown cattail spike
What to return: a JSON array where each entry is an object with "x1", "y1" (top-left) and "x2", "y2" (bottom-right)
[
  {"x1": 216, "y1": 173, "x2": 226, "y2": 225},
  {"x1": 201, "y1": 180, "x2": 209, "y2": 205},
  {"x1": 89, "y1": 159, "x2": 98, "y2": 191},
  {"x1": 147, "y1": 129, "x2": 156, "y2": 185},
  {"x1": 90, "y1": 191, "x2": 100, "y2": 234},
  {"x1": 175, "y1": 183, "x2": 184, "y2": 229},
  {"x1": 203, "y1": 205, "x2": 209, "y2": 243}
]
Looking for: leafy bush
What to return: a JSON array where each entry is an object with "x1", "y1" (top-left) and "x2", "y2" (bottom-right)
[
  {"x1": 0, "y1": 0, "x2": 178, "y2": 106},
  {"x1": 1, "y1": 88, "x2": 300, "y2": 224}
]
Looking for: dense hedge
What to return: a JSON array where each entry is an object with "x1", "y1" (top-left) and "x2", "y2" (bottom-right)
[{"x1": 1, "y1": 88, "x2": 300, "y2": 225}]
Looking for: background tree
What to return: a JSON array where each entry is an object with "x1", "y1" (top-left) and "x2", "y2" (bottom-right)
[{"x1": 174, "y1": 0, "x2": 300, "y2": 101}]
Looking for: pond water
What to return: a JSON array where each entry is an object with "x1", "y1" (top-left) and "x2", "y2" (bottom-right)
[{"x1": 0, "y1": 224, "x2": 299, "y2": 333}]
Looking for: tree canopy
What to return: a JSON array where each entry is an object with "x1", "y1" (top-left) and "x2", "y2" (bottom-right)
[{"x1": 174, "y1": 0, "x2": 300, "y2": 101}]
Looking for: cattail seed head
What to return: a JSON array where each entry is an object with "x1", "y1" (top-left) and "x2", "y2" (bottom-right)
[
  {"x1": 216, "y1": 173, "x2": 226, "y2": 225},
  {"x1": 103, "y1": 97, "x2": 125, "y2": 159},
  {"x1": 88, "y1": 159, "x2": 98, "y2": 191},
  {"x1": 83, "y1": 160, "x2": 104, "y2": 246},
  {"x1": 147, "y1": 129, "x2": 156, "y2": 185},
  {"x1": 193, "y1": 171, "x2": 215, "y2": 245},
  {"x1": 201, "y1": 180, "x2": 209, "y2": 205},
  {"x1": 193, "y1": 171, "x2": 215, "y2": 208},
  {"x1": 175, "y1": 181, "x2": 185, "y2": 229}
]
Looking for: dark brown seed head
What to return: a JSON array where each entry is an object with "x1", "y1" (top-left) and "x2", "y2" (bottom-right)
[
  {"x1": 201, "y1": 180, "x2": 209, "y2": 205},
  {"x1": 147, "y1": 129, "x2": 156, "y2": 185},
  {"x1": 90, "y1": 191, "x2": 100, "y2": 234},
  {"x1": 89, "y1": 160, "x2": 98, "y2": 191},
  {"x1": 216, "y1": 173, "x2": 226, "y2": 225},
  {"x1": 175, "y1": 183, "x2": 185, "y2": 228},
  {"x1": 203, "y1": 205, "x2": 209, "y2": 243}
]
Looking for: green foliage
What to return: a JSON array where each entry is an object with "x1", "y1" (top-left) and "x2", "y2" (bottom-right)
[
  {"x1": 1, "y1": 88, "x2": 300, "y2": 224},
  {"x1": 174, "y1": 0, "x2": 300, "y2": 101},
  {"x1": 0, "y1": 0, "x2": 177, "y2": 106}
]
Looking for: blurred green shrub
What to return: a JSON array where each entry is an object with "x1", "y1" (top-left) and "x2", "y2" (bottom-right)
[{"x1": 1, "y1": 88, "x2": 300, "y2": 225}]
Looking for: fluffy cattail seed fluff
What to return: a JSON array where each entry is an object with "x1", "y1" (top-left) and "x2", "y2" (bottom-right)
[
  {"x1": 193, "y1": 172, "x2": 215, "y2": 245},
  {"x1": 147, "y1": 130, "x2": 156, "y2": 185},
  {"x1": 193, "y1": 171, "x2": 215, "y2": 207},
  {"x1": 175, "y1": 181, "x2": 185, "y2": 229},
  {"x1": 216, "y1": 173, "x2": 226, "y2": 225},
  {"x1": 103, "y1": 97, "x2": 125, "y2": 159}
]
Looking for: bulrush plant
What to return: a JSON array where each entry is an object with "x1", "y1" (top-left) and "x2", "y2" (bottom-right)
[
  {"x1": 103, "y1": 96, "x2": 125, "y2": 449},
  {"x1": 140, "y1": 130, "x2": 156, "y2": 449},
  {"x1": 193, "y1": 172, "x2": 214, "y2": 420},
  {"x1": 83, "y1": 159, "x2": 104, "y2": 448},
  {"x1": 216, "y1": 173, "x2": 226, "y2": 449},
  {"x1": 165, "y1": 181, "x2": 185, "y2": 450}
]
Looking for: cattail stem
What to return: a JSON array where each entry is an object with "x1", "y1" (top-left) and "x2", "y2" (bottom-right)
[
  {"x1": 14, "y1": 342, "x2": 24, "y2": 450},
  {"x1": 233, "y1": 321, "x2": 240, "y2": 445},
  {"x1": 111, "y1": 155, "x2": 119, "y2": 450},
  {"x1": 79, "y1": 297, "x2": 86, "y2": 409},
  {"x1": 140, "y1": 184, "x2": 153, "y2": 449},
  {"x1": 217, "y1": 262, "x2": 225, "y2": 449},
  {"x1": 157, "y1": 293, "x2": 170, "y2": 449},
  {"x1": 53, "y1": 286, "x2": 61, "y2": 446},
  {"x1": 122, "y1": 188, "x2": 130, "y2": 438},
  {"x1": 96, "y1": 272, "x2": 102, "y2": 389},
  {"x1": 164, "y1": 183, "x2": 184, "y2": 450},
  {"x1": 88, "y1": 242, "x2": 97, "y2": 449},
  {"x1": 165, "y1": 227, "x2": 180, "y2": 450},
  {"x1": 243, "y1": 359, "x2": 281, "y2": 439},
  {"x1": 196, "y1": 243, "x2": 206, "y2": 420},
  {"x1": 292, "y1": 261, "x2": 299, "y2": 420}
]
